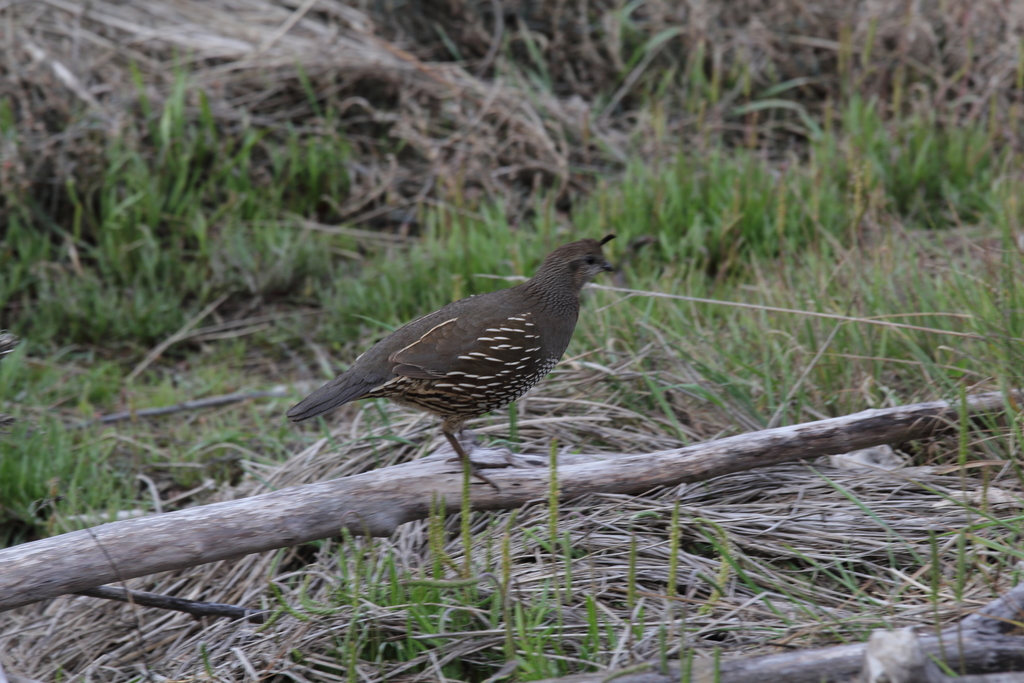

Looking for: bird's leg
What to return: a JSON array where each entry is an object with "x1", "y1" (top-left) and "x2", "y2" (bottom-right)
[{"x1": 442, "y1": 423, "x2": 500, "y2": 491}]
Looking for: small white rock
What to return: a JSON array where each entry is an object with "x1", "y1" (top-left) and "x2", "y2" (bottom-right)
[{"x1": 829, "y1": 445, "x2": 906, "y2": 471}]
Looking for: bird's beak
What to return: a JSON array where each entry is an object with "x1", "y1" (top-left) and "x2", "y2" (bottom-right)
[{"x1": 602, "y1": 260, "x2": 614, "y2": 272}]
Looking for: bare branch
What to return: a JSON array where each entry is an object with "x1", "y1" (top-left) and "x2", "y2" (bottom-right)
[
  {"x1": 90, "y1": 387, "x2": 292, "y2": 425},
  {"x1": 0, "y1": 390, "x2": 1018, "y2": 613},
  {"x1": 74, "y1": 586, "x2": 266, "y2": 623},
  {"x1": 528, "y1": 632, "x2": 1024, "y2": 683}
]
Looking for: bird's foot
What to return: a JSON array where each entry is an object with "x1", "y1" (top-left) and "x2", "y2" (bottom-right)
[
  {"x1": 444, "y1": 431, "x2": 516, "y2": 469},
  {"x1": 467, "y1": 462, "x2": 500, "y2": 491},
  {"x1": 455, "y1": 429, "x2": 479, "y2": 452},
  {"x1": 442, "y1": 430, "x2": 502, "y2": 491}
]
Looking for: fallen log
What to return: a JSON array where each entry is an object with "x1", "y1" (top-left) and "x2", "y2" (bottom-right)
[
  {"x1": 0, "y1": 390, "x2": 1018, "y2": 613},
  {"x1": 530, "y1": 583, "x2": 1024, "y2": 683},
  {"x1": 529, "y1": 633, "x2": 1024, "y2": 683}
]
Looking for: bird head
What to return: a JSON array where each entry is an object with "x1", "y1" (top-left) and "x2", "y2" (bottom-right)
[{"x1": 533, "y1": 234, "x2": 615, "y2": 293}]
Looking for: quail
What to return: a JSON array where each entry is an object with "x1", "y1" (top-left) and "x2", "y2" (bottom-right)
[{"x1": 287, "y1": 235, "x2": 615, "y2": 487}]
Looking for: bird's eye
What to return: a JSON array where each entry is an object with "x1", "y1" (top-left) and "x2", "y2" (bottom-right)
[{"x1": 584, "y1": 255, "x2": 597, "y2": 265}]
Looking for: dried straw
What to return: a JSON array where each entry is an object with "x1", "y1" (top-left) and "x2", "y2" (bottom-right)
[
  {"x1": 1, "y1": 353, "x2": 1017, "y2": 680},
  {"x1": 4, "y1": 0, "x2": 1024, "y2": 219}
]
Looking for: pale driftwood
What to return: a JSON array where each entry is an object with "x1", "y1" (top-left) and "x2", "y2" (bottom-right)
[
  {"x1": 860, "y1": 627, "x2": 1024, "y2": 683},
  {"x1": 75, "y1": 586, "x2": 266, "y2": 623},
  {"x1": 861, "y1": 628, "x2": 942, "y2": 683},
  {"x1": 533, "y1": 584, "x2": 1024, "y2": 683},
  {"x1": 0, "y1": 391, "x2": 1018, "y2": 613},
  {"x1": 529, "y1": 634, "x2": 1024, "y2": 683},
  {"x1": 960, "y1": 579, "x2": 1024, "y2": 635}
]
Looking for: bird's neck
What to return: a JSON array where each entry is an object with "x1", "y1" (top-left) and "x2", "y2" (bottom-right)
[{"x1": 521, "y1": 268, "x2": 582, "y2": 318}]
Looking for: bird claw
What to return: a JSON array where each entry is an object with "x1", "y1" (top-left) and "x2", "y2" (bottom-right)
[
  {"x1": 442, "y1": 456, "x2": 500, "y2": 490},
  {"x1": 470, "y1": 465, "x2": 501, "y2": 491},
  {"x1": 441, "y1": 432, "x2": 501, "y2": 491},
  {"x1": 444, "y1": 447, "x2": 517, "y2": 470}
]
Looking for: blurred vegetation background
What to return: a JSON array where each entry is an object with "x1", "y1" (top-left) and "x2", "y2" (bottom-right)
[{"x1": 3, "y1": 0, "x2": 1023, "y2": 349}]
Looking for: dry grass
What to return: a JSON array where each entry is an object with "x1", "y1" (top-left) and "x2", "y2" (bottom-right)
[
  {"x1": 2, "y1": 354, "x2": 1019, "y2": 681},
  {"x1": 4, "y1": 0, "x2": 1024, "y2": 220}
]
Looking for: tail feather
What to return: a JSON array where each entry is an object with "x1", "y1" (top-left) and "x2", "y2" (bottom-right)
[{"x1": 286, "y1": 373, "x2": 378, "y2": 422}]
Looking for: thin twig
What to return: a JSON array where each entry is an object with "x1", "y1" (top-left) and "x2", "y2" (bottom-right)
[
  {"x1": 254, "y1": 0, "x2": 317, "y2": 54},
  {"x1": 136, "y1": 474, "x2": 163, "y2": 515},
  {"x1": 75, "y1": 586, "x2": 267, "y2": 623},
  {"x1": 88, "y1": 386, "x2": 291, "y2": 425},
  {"x1": 587, "y1": 284, "x2": 992, "y2": 341},
  {"x1": 17, "y1": 31, "x2": 108, "y2": 117},
  {"x1": 126, "y1": 294, "x2": 229, "y2": 382},
  {"x1": 182, "y1": 309, "x2": 320, "y2": 341}
]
